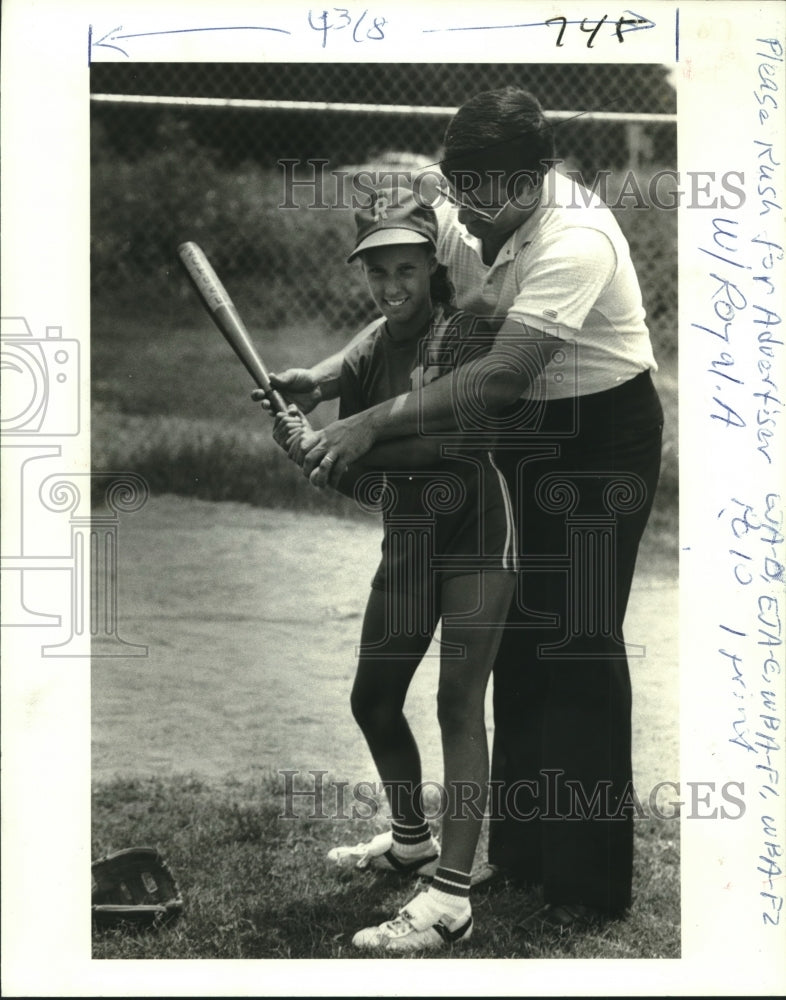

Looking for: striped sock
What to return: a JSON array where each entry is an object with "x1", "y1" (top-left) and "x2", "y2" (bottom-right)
[
  {"x1": 390, "y1": 820, "x2": 435, "y2": 859},
  {"x1": 427, "y1": 866, "x2": 472, "y2": 917}
]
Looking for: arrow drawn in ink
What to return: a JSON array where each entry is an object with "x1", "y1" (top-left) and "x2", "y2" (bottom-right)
[
  {"x1": 88, "y1": 23, "x2": 292, "y2": 65},
  {"x1": 112, "y1": 24, "x2": 292, "y2": 41},
  {"x1": 423, "y1": 11, "x2": 656, "y2": 39},
  {"x1": 88, "y1": 25, "x2": 129, "y2": 59},
  {"x1": 618, "y1": 10, "x2": 656, "y2": 34}
]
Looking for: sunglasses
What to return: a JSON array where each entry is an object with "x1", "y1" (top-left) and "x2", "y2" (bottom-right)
[{"x1": 440, "y1": 183, "x2": 513, "y2": 222}]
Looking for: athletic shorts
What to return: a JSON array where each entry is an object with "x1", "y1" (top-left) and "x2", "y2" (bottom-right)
[{"x1": 370, "y1": 450, "x2": 516, "y2": 592}]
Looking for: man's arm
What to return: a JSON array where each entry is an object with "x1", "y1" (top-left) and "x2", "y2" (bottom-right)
[
  {"x1": 329, "y1": 434, "x2": 448, "y2": 499},
  {"x1": 302, "y1": 315, "x2": 560, "y2": 485}
]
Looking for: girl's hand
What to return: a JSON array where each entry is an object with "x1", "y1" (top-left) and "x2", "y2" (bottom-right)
[
  {"x1": 272, "y1": 406, "x2": 314, "y2": 462},
  {"x1": 251, "y1": 369, "x2": 323, "y2": 415}
]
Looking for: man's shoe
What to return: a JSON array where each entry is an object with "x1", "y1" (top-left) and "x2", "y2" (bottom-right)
[
  {"x1": 470, "y1": 862, "x2": 510, "y2": 888},
  {"x1": 327, "y1": 830, "x2": 440, "y2": 878},
  {"x1": 471, "y1": 862, "x2": 537, "y2": 890}
]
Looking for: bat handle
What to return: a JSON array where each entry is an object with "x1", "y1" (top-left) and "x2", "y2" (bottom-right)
[{"x1": 264, "y1": 386, "x2": 289, "y2": 414}]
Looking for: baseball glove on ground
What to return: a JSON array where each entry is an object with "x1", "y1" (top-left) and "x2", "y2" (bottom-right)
[{"x1": 92, "y1": 846, "x2": 183, "y2": 931}]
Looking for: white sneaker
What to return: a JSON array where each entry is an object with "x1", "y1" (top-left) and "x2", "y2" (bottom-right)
[
  {"x1": 352, "y1": 890, "x2": 473, "y2": 953},
  {"x1": 327, "y1": 830, "x2": 440, "y2": 877}
]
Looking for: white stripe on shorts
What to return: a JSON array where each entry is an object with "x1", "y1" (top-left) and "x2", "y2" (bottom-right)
[{"x1": 487, "y1": 450, "x2": 517, "y2": 571}]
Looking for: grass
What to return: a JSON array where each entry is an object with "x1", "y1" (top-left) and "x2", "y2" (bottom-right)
[
  {"x1": 91, "y1": 308, "x2": 356, "y2": 514},
  {"x1": 92, "y1": 773, "x2": 680, "y2": 960},
  {"x1": 91, "y1": 405, "x2": 357, "y2": 517}
]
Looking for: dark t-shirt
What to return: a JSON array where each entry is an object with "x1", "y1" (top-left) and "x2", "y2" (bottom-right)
[{"x1": 338, "y1": 307, "x2": 516, "y2": 587}]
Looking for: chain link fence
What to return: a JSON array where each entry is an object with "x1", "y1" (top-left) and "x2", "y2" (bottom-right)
[{"x1": 91, "y1": 63, "x2": 677, "y2": 357}]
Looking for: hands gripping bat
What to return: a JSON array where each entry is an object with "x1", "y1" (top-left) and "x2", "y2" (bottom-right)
[{"x1": 177, "y1": 241, "x2": 288, "y2": 414}]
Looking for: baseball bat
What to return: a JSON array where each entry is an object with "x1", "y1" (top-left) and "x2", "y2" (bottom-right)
[{"x1": 177, "y1": 241, "x2": 288, "y2": 414}]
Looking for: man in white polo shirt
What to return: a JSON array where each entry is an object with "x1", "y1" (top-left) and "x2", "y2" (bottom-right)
[
  {"x1": 433, "y1": 165, "x2": 658, "y2": 397},
  {"x1": 264, "y1": 87, "x2": 664, "y2": 934}
]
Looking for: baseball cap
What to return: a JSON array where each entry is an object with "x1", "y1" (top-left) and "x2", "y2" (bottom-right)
[{"x1": 347, "y1": 184, "x2": 437, "y2": 262}]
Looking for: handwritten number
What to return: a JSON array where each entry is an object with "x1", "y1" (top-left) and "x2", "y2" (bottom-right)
[
  {"x1": 308, "y1": 10, "x2": 330, "y2": 47},
  {"x1": 580, "y1": 15, "x2": 607, "y2": 47},
  {"x1": 309, "y1": 7, "x2": 385, "y2": 45},
  {"x1": 368, "y1": 15, "x2": 386, "y2": 40},
  {"x1": 353, "y1": 9, "x2": 367, "y2": 41},
  {"x1": 545, "y1": 12, "x2": 649, "y2": 47},
  {"x1": 545, "y1": 16, "x2": 567, "y2": 46},
  {"x1": 334, "y1": 7, "x2": 352, "y2": 29},
  {"x1": 730, "y1": 500, "x2": 762, "y2": 539}
]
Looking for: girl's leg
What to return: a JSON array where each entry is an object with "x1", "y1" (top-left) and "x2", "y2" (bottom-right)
[
  {"x1": 351, "y1": 586, "x2": 439, "y2": 828},
  {"x1": 351, "y1": 570, "x2": 515, "y2": 953},
  {"x1": 435, "y1": 570, "x2": 516, "y2": 875}
]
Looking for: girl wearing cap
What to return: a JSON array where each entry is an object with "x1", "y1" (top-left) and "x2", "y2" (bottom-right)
[{"x1": 271, "y1": 184, "x2": 516, "y2": 952}]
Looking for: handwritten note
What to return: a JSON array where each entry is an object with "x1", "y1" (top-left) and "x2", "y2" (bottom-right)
[
  {"x1": 751, "y1": 36, "x2": 784, "y2": 930},
  {"x1": 718, "y1": 491, "x2": 784, "y2": 926},
  {"x1": 694, "y1": 32, "x2": 784, "y2": 931},
  {"x1": 87, "y1": 7, "x2": 661, "y2": 63},
  {"x1": 308, "y1": 8, "x2": 387, "y2": 47}
]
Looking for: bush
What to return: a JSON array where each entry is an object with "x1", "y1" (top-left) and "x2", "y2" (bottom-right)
[
  {"x1": 608, "y1": 170, "x2": 678, "y2": 364},
  {"x1": 92, "y1": 115, "x2": 376, "y2": 331}
]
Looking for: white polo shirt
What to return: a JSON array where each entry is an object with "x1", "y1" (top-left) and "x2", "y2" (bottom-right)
[{"x1": 433, "y1": 168, "x2": 658, "y2": 399}]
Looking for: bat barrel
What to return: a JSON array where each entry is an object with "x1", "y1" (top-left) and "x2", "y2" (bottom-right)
[{"x1": 177, "y1": 241, "x2": 288, "y2": 414}]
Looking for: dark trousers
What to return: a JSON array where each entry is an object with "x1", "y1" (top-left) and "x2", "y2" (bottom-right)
[{"x1": 488, "y1": 371, "x2": 664, "y2": 913}]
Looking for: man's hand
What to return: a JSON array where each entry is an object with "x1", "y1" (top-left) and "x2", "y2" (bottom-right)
[
  {"x1": 252, "y1": 369, "x2": 323, "y2": 414},
  {"x1": 300, "y1": 413, "x2": 377, "y2": 488}
]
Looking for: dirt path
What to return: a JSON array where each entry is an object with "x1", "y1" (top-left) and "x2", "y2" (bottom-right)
[{"x1": 92, "y1": 495, "x2": 679, "y2": 798}]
